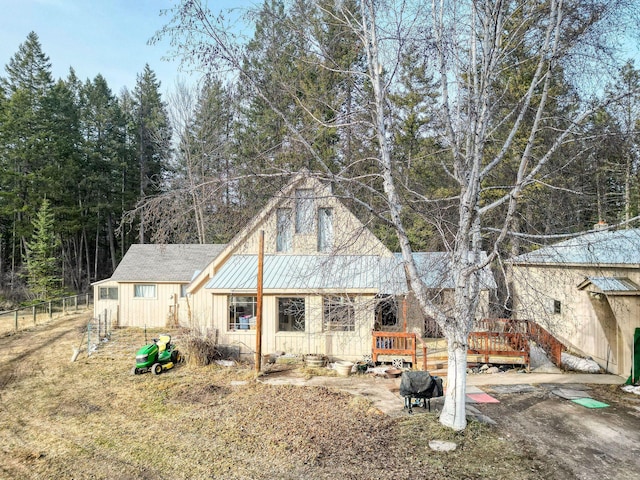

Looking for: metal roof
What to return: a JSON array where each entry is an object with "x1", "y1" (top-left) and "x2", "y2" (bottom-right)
[
  {"x1": 407, "y1": 252, "x2": 498, "y2": 290},
  {"x1": 110, "y1": 244, "x2": 226, "y2": 282},
  {"x1": 206, "y1": 255, "x2": 395, "y2": 291},
  {"x1": 583, "y1": 277, "x2": 640, "y2": 293},
  {"x1": 511, "y1": 228, "x2": 640, "y2": 266},
  {"x1": 205, "y1": 252, "x2": 497, "y2": 293}
]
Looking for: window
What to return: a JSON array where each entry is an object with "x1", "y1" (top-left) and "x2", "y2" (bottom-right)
[
  {"x1": 99, "y1": 287, "x2": 118, "y2": 300},
  {"x1": 375, "y1": 295, "x2": 398, "y2": 329},
  {"x1": 134, "y1": 284, "x2": 156, "y2": 298},
  {"x1": 317, "y1": 208, "x2": 333, "y2": 252},
  {"x1": 278, "y1": 297, "x2": 305, "y2": 332},
  {"x1": 323, "y1": 295, "x2": 355, "y2": 331},
  {"x1": 229, "y1": 296, "x2": 257, "y2": 331},
  {"x1": 295, "y1": 189, "x2": 314, "y2": 234},
  {"x1": 180, "y1": 284, "x2": 188, "y2": 298},
  {"x1": 276, "y1": 208, "x2": 292, "y2": 252},
  {"x1": 553, "y1": 300, "x2": 561, "y2": 314}
]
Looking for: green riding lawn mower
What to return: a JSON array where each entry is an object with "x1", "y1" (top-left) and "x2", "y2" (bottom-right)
[{"x1": 132, "y1": 334, "x2": 183, "y2": 375}]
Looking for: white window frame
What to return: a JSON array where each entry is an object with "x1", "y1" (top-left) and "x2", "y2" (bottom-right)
[
  {"x1": 323, "y1": 295, "x2": 355, "y2": 332},
  {"x1": 317, "y1": 207, "x2": 333, "y2": 252},
  {"x1": 99, "y1": 286, "x2": 118, "y2": 300},
  {"x1": 276, "y1": 208, "x2": 293, "y2": 252},
  {"x1": 228, "y1": 295, "x2": 257, "y2": 331},
  {"x1": 277, "y1": 297, "x2": 306, "y2": 332},
  {"x1": 295, "y1": 189, "x2": 314, "y2": 234},
  {"x1": 134, "y1": 284, "x2": 156, "y2": 299}
]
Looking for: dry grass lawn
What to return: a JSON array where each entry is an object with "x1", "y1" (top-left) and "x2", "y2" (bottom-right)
[{"x1": 0, "y1": 313, "x2": 554, "y2": 479}]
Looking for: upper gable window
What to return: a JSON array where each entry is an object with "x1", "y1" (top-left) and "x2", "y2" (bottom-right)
[
  {"x1": 276, "y1": 208, "x2": 292, "y2": 252},
  {"x1": 295, "y1": 189, "x2": 314, "y2": 234},
  {"x1": 318, "y1": 208, "x2": 333, "y2": 252}
]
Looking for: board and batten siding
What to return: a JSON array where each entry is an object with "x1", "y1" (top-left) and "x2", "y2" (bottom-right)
[
  {"x1": 93, "y1": 279, "x2": 119, "y2": 325},
  {"x1": 205, "y1": 293, "x2": 375, "y2": 361},
  {"x1": 117, "y1": 282, "x2": 188, "y2": 328},
  {"x1": 511, "y1": 264, "x2": 640, "y2": 375}
]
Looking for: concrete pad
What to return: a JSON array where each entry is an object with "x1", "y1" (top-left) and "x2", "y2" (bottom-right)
[
  {"x1": 489, "y1": 384, "x2": 538, "y2": 394},
  {"x1": 552, "y1": 388, "x2": 593, "y2": 400},
  {"x1": 539, "y1": 383, "x2": 592, "y2": 390},
  {"x1": 466, "y1": 385, "x2": 485, "y2": 394},
  {"x1": 467, "y1": 372, "x2": 625, "y2": 387}
]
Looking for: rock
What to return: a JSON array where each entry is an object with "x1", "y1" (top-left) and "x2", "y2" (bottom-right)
[
  {"x1": 479, "y1": 363, "x2": 490, "y2": 371},
  {"x1": 230, "y1": 380, "x2": 249, "y2": 386},
  {"x1": 485, "y1": 366, "x2": 501, "y2": 374},
  {"x1": 429, "y1": 440, "x2": 457, "y2": 452}
]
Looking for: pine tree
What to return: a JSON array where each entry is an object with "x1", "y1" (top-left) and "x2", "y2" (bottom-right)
[
  {"x1": 132, "y1": 65, "x2": 172, "y2": 243},
  {"x1": 24, "y1": 199, "x2": 63, "y2": 300},
  {"x1": 0, "y1": 32, "x2": 55, "y2": 290}
]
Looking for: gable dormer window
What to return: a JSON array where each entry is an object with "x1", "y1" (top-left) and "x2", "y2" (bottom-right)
[{"x1": 295, "y1": 189, "x2": 314, "y2": 234}]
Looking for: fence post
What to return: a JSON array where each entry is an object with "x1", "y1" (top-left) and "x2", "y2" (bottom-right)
[
  {"x1": 32, "y1": 306, "x2": 37, "y2": 325},
  {"x1": 14, "y1": 311, "x2": 18, "y2": 331},
  {"x1": 74, "y1": 295, "x2": 78, "y2": 311},
  {"x1": 48, "y1": 301, "x2": 52, "y2": 320},
  {"x1": 87, "y1": 320, "x2": 91, "y2": 355}
]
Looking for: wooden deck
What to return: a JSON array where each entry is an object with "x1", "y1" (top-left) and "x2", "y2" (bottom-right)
[{"x1": 372, "y1": 318, "x2": 562, "y2": 375}]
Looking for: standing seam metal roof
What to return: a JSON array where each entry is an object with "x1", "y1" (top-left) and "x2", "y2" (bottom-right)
[
  {"x1": 510, "y1": 229, "x2": 640, "y2": 265},
  {"x1": 205, "y1": 252, "x2": 497, "y2": 292}
]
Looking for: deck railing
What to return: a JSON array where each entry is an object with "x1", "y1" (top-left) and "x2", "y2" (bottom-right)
[
  {"x1": 373, "y1": 318, "x2": 563, "y2": 370},
  {"x1": 526, "y1": 321, "x2": 564, "y2": 366},
  {"x1": 371, "y1": 331, "x2": 417, "y2": 366},
  {"x1": 468, "y1": 331, "x2": 529, "y2": 367}
]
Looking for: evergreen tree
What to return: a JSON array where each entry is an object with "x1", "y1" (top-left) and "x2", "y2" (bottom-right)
[
  {"x1": 24, "y1": 199, "x2": 63, "y2": 300},
  {"x1": 132, "y1": 65, "x2": 172, "y2": 243},
  {"x1": 0, "y1": 32, "x2": 55, "y2": 290}
]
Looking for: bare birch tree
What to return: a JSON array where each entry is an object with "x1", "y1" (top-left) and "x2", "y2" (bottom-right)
[{"x1": 156, "y1": 0, "x2": 638, "y2": 430}]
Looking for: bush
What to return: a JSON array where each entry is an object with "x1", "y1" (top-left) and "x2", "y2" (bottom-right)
[{"x1": 182, "y1": 329, "x2": 221, "y2": 366}]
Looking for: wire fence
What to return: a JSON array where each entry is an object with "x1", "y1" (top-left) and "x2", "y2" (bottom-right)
[
  {"x1": 87, "y1": 308, "x2": 114, "y2": 356},
  {"x1": 0, "y1": 293, "x2": 93, "y2": 336}
]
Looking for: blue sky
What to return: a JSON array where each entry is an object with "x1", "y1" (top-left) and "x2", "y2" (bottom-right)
[{"x1": 0, "y1": 0, "x2": 251, "y2": 96}]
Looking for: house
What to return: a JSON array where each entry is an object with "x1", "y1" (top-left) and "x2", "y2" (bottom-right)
[
  {"x1": 93, "y1": 244, "x2": 225, "y2": 328},
  {"x1": 509, "y1": 227, "x2": 640, "y2": 378},
  {"x1": 94, "y1": 173, "x2": 496, "y2": 363}
]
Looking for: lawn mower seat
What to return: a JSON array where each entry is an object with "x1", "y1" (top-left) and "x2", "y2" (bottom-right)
[{"x1": 157, "y1": 335, "x2": 171, "y2": 352}]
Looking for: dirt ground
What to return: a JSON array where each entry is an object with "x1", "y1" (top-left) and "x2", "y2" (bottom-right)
[
  {"x1": 1, "y1": 313, "x2": 639, "y2": 480},
  {"x1": 475, "y1": 384, "x2": 640, "y2": 480}
]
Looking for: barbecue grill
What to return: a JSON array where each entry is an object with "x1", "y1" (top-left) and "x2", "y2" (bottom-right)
[{"x1": 399, "y1": 371, "x2": 444, "y2": 413}]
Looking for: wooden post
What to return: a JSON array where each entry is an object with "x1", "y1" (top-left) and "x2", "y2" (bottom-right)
[
  {"x1": 255, "y1": 230, "x2": 265, "y2": 372},
  {"x1": 32, "y1": 306, "x2": 36, "y2": 325},
  {"x1": 422, "y1": 343, "x2": 428, "y2": 371},
  {"x1": 14, "y1": 311, "x2": 18, "y2": 331},
  {"x1": 402, "y1": 296, "x2": 407, "y2": 333}
]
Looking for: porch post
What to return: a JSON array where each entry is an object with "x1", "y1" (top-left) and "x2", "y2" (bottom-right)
[{"x1": 255, "y1": 230, "x2": 264, "y2": 372}]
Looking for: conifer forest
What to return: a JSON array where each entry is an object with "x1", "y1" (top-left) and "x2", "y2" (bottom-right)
[{"x1": 1, "y1": 0, "x2": 639, "y2": 306}]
